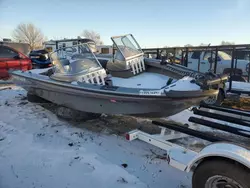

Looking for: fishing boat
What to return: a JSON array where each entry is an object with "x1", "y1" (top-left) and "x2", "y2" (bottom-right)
[{"x1": 10, "y1": 34, "x2": 227, "y2": 117}]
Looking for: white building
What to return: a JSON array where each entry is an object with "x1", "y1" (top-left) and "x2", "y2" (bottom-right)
[
  {"x1": 43, "y1": 38, "x2": 96, "y2": 52},
  {"x1": 44, "y1": 38, "x2": 116, "y2": 55},
  {"x1": 96, "y1": 45, "x2": 113, "y2": 54}
]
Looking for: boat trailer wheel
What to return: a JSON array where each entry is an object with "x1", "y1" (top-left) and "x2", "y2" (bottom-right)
[
  {"x1": 192, "y1": 159, "x2": 249, "y2": 188},
  {"x1": 205, "y1": 175, "x2": 243, "y2": 188}
]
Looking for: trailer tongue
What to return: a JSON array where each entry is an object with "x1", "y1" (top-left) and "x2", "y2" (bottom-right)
[{"x1": 126, "y1": 105, "x2": 250, "y2": 188}]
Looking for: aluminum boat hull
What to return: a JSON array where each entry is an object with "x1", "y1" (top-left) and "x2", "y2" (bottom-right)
[{"x1": 11, "y1": 71, "x2": 216, "y2": 118}]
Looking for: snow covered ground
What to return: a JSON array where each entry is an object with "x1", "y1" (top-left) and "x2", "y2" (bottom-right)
[{"x1": 0, "y1": 86, "x2": 192, "y2": 188}]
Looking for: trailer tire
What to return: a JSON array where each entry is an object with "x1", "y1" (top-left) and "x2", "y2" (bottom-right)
[{"x1": 192, "y1": 159, "x2": 250, "y2": 188}]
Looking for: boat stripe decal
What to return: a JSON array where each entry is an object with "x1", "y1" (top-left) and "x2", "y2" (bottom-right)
[
  {"x1": 89, "y1": 73, "x2": 94, "y2": 83},
  {"x1": 100, "y1": 74, "x2": 105, "y2": 85},
  {"x1": 135, "y1": 61, "x2": 139, "y2": 73},
  {"x1": 131, "y1": 63, "x2": 135, "y2": 74},
  {"x1": 138, "y1": 60, "x2": 142, "y2": 72},
  {"x1": 95, "y1": 72, "x2": 100, "y2": 85}
]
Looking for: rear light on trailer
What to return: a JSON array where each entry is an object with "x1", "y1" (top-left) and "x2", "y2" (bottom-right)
[
  {"x1": 28, "y1": 63, "x2": 32, "y2": 70},
  {"x1": 125, "y1": 133, "x2": 130, "y2": 140}
]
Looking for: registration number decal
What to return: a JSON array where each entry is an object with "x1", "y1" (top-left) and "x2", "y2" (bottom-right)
[{"x1": 139, "y1": 90, "x2": 162, "y2": 95}]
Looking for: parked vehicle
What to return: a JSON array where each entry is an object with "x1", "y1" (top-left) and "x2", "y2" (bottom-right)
[
  {"x1": 0, "y1": 45, "x2": 32, "y2": 79},
  {"x1": 226, "y1": 49, "x2": 250, "y2": 61},
  {"x1": 44, "y1": 38, "x2": 96, "y2": 53},
  {"x1": 0, "y1": 41, "x2": 30, "y2": 55},
  {"x1": 11, "y1": 34, "x2": 226, "y2": 118},
  {"x1": 29, "y1": 49, "x2": 51, "y2": 68},
  {"x1": 184, "y1": 50, "x2": 250, "y2": 76}
]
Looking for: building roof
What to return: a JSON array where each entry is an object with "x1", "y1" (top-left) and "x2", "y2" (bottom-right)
[
  {"x1": 0, "y1": 41, "x2": 29, "y2": 45},
  {"x1": 44, "y1": 38, "x2": 95, "y2": 44}
]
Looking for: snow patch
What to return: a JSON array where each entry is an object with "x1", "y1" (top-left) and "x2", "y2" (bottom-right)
[{"x1": 0, "y1": 86, "x2": 191, "y2": 188}]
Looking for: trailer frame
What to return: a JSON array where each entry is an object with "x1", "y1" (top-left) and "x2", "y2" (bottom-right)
[{"x1": 125, "y1": 105, "x2": 250, "y2": 187}]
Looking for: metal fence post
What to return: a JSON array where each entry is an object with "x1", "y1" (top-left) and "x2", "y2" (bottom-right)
[
  {"x1": 185, "y1": 48, "x2": 188, "y2": 67},
  {"x1": 181, "y1": 50, "x2": 184, "y2": 66},
  {"x1": 214, "y1": 48, "x2": 218, "y2": 74},
  {"x1": 198, "y1": 52, "x2": 201, "y2": 72},
  {"x1": 229, "y1": 47, "x2": 235, "y2": 92},
  {"x1": 248, "y1": 50, "x2": 250, "y2": 82},
  {"x1": 234, "y1": 50, "x2": 238, "y2": 75},
  {"x1": 173, "y1": 48, "x2": 176, "y2": 64},
  {"x1": 156, "y1": 49, "x2": 160, "y2": 59}
]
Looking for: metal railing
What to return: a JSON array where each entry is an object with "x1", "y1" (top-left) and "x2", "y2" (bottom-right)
[{"x1": 142, "y1": 44, "x2": 250, "y2": 95}]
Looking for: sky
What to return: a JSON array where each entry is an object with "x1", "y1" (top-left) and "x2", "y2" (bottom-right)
[{"x1": 0, "y1": 0, "x2": 250, "y2": 48}]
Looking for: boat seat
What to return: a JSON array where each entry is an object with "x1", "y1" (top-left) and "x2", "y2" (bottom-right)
[
  {"x1": 52, "y1": 58, "x2": 70, "y2": 73},
  {"x1": 60, "y1": 58, "x2": 70, "y2": 66},
  {"x1": 68, "y1": 59, "x2": 98, "y2": 73},
  {"x1": 106, "y1": 50, "x2": 146, "y2": 78},
  {"x1": 98, "y1": 59, "x2": 108, "y2": 69}
]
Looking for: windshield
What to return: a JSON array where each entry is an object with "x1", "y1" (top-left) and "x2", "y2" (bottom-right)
[
  {"x1": 50, "y1": 44, "x2": 102, "y2": 75},
  {"x1": 218, "y1": 51, "x2": 231, "y2": 60},
  {"x1": 111, "y1": 34, "x2": 143, "y2": 60}
]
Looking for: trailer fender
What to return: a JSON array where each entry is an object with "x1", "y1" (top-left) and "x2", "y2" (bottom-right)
[{"x1": 185, "y1": 142, "x2": 250, "y2": 172}]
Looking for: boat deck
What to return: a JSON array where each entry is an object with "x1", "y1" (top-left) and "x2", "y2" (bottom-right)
[{"x1": 111, "y1": 72, "x2": 173, "y2": 89}]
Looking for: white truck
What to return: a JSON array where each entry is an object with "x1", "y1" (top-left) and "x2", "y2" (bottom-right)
[
  {"x1": 186, "y1": 50, "x2": 250, "y2": 105},
  {"x1": 185, "y1": 51, "x2": 250, "y2": 76}
]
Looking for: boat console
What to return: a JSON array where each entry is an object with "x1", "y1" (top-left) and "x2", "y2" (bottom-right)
[
  {"x1": 49, "y1": 44, "x2": 107, "y2": 84},
  {"x1": 48, "y1": 34, "x2": 148, "y2": 85},
  {"x1": 106, "y1": 34, "x2": 146, "y2": 78}
]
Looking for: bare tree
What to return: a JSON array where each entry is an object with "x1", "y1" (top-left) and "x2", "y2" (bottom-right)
[
  {"x1": 81, "y1": 30, "x2": 103, "y2": 45},
  {"x1": 199, "y1": 43, "x2": 207, "y2": 46},
  {"x1": 221, "y1": 41, "x2": 235, "y2": 45},
  {"x1": 12, "y1": 23, "x2": 45, "y2": 50},
  {"x1": 184, "y1": 44, "x2": 194, "y2": 47}
]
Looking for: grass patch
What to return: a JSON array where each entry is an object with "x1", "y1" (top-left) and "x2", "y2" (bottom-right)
[{"x1": 222, "y1": 97, "x2": 250, "y2": 111}]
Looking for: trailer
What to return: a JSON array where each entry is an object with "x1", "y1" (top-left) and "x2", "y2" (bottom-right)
[
  {"x1": 43, "y1": 38, "x2": 96, "y2": 53},
  {"x1": 96, "y1": 45, "x2": 113, "y2": 54},
  {"x1": 126, "y1": 104, "x2": 250, "y2": 188}
]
